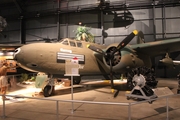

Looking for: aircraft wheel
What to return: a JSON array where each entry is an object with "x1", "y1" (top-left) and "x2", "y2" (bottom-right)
[
  {"x1": 50, "y1": 86, "x2": 55, "y2": 96},
  {"x1": 127, "y1": 96, "x2": 130, "y2": 100},
  {"x1": 73, "y1": 76, "x2": 81, "y2": 84},
  {"x1": 127, "y1": 66, "x2": 158, "y2": 90},
  {"x1": 43, "y1": 85, "x2": 54, "y2": 97}
]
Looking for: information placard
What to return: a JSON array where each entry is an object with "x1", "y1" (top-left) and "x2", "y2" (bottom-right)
[{"x1": 65, "y1": 57, "x2": 79, "y2": 76}]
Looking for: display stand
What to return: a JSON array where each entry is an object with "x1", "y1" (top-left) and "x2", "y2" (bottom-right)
[
  {"x1": 126, "y1": 86, "x2": 157, "y2": 103},
  {"x1": 64, "y1": 57, "x2": 80, "y2": 113}
]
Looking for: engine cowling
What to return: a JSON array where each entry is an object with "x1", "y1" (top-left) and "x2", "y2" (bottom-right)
[{"x1": 102, "y1": 45, "x2": 145, "y2": 73}]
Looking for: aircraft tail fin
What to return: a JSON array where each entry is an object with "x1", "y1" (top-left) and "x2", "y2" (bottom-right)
[{"x1": 137, "y1": 31, "x2": 145, "y2": 44}]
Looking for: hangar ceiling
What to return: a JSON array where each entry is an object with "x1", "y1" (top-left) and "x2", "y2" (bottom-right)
[
  {"x1": 0, "y1": 0, "x2": 180, "y2": 44},
  {"x1": 0, "y1": 0, "x2": 180, "y2": 20}
]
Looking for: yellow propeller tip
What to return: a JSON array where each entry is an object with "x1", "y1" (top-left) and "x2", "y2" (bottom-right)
[
  {"x1": 87, "y1": 44, "x2": 90, "y2": 48},
  {"x1": 111, "y1": 89, "x2": 115, "y2": 93},
  {"x1": 133, "y1": 30, "x2": 138, "y2": 35}
]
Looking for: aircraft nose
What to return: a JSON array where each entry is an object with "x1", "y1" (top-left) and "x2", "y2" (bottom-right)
[{"x1": 13, "y1": 48, "x2": 21, "y2": 60}]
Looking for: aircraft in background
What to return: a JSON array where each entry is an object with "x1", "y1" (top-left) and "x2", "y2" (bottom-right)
[
  {"x1": 13, "y1": 30, "x2": 180, "y2": 97},
  {"x1": 0, "y1": 16, "x2": 7, "y2": 38},
  {"x1": 160, "y1": 53, "x2": 180, "y2": 69}
]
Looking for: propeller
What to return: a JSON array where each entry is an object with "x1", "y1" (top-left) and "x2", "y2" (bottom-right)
[
  {"x1": 87, "y1": 30, "x2": 138, "y2": 56},
  {"x1": 86, "y1": 44, "x2": 106, "y2": 56},
  {"x1": 26, "y1": 33, "x2": 58, "y2": 42},
  {"x1": 110, "y1": 30, "x2": 138, "y2": 56},
  {"x1": 137, "y1": 31, "x2": 145, "y2": 44},
  {"x1": 87, "y1": 30, "x2": 138, "y2": 97}
]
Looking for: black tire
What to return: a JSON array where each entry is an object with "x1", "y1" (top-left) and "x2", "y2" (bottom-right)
[
  {"x1": 43, "y1": 85, "x2": 52, "y2": 97},
  {"x1": 51, "y1": 86, "x2": 55, "y2": 96},
  {"x1": 73, "y1": 76, "x2": 81, "y2": 84}
]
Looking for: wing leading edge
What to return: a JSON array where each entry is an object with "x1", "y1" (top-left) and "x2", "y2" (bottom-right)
[{"x1": 130, "y1": 38, "x2": 180, "y2": 56}]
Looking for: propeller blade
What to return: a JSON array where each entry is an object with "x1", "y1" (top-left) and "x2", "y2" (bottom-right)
[
  {"x1": 87, "y1": 44, "x2": 106, "y2": 56},
  {"x1": 137, "y1": 31, "x2": 145, "y2": 44},
  {"x1": 113, "y1": 30, "x2": 138, "y2": 54},
  {"x1": 114, "y1": 90, "x2": 120, "y2": 98}
]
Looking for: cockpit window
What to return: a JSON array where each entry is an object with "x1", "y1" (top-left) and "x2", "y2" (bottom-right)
[
  {"x1": 77, "y1": 42, "x2": 83, "y2": 48},
  {"x1": 69, "y1": 41, "x2": 76, "y2": 47},
  {"x1": 60, "y1": 39, "x2": 83, "y2": 48},
  {"x1": 62, "y1": 40, "x2": 69, "y2": 45}
]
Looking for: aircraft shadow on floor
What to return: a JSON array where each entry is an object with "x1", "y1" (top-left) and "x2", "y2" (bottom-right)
[{"x1": 54, "y1": 82, "x2": 128, "y2": 96}]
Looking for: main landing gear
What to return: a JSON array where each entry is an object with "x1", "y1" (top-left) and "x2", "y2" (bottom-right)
[
  {"x1": 35, "y1": 73, "x2": 55, "y2": 97},
  {"x1": 43, "y1": 77, "x2": 55, "y2": 97},
  {"x1": 42, "y1": 75, "x2": 81, "y2": 97}
]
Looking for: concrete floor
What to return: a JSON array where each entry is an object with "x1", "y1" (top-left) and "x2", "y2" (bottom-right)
[{"x1": 0, "y1": 78, "x2": 180, "y2": 120}]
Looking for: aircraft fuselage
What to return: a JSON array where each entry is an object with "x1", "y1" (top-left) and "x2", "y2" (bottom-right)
[
  {"x1": 14, "y1": 38, "x2": 150, "y2": 76},
  {"x1": 14, "y1": 39, "x2": 109, "y2": 75}
]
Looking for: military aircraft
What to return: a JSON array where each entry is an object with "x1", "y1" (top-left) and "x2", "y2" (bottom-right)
[
  {"x1": 160, "y1": 53, "x2": 180, "y2": 68},
  {"x1": 13, "y1": 30, "x2": 180, "y2": 97},
  {"x1": 0, "y1": 16, "x2": 7, "y2": 38}
]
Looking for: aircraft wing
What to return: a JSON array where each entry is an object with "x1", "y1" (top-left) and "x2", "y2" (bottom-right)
[
  {"x1": 130, "y1": 38, "x2": 180, "y2": 56},
  {"x1": 0, "y1": 44, "x2": 23, "y2": 48},
  {"x1": 0, "y1": 44, "x2": 23, "y2": 52}
]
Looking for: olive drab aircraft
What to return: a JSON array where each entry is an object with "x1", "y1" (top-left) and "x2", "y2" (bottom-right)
[
  {"x1": 160, "y1": 53, "x2": 180, "y2": 69},
  {"x1": 13, "y1": 30, "x2": 180, "y2": 97}
]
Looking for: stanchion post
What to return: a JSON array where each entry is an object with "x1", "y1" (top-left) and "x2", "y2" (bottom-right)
[
  {"x1": 166, "y1": 97, "x2": 169, "y2": 120},
  {"x1": 2, "y1": 96, "x2": 6, "y2": 119},
  {"x1": 71, "y1": 76, "x2": 74, "y2": 114},
  {"x1": 128, "y1": 103, "x2": 131, "y2": 120},
  {"x1": 56, "y1": 101, "x2": 59, "y2": 120}
]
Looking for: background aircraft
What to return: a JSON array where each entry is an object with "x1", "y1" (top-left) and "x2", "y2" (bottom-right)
[
  {"x1": 13, "y1": 30, "x2": 180, "y2": 97},
  {"x1": 0, "y1": 16, "x2": 7, "y2": 38},
  {"x1": 160, "y1": 53, "x2": 180, "y2": 69}
]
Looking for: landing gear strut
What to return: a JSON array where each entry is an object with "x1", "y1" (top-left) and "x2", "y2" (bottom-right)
[{"x1": 43, "y1": 75, "x2": 55, "y2": 97}]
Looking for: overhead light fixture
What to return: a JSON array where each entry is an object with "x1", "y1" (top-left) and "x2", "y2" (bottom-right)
[{"x1": 78, "y1": 22, "x2": 82, "y2": 25}]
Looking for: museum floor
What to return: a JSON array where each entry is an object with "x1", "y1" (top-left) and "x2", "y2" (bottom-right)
[{"x1": 0, "y1": 78, "x2": 180, "y2": 120}]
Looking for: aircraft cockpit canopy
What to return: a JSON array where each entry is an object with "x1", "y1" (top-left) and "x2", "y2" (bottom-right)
[{"x1": 60, "y1": 38, "x2": 83, "y2": 48}]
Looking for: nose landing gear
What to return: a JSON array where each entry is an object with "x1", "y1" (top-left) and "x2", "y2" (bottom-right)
[{"x1": 43, "y1": 75, "x2": 55, "y2": 97}]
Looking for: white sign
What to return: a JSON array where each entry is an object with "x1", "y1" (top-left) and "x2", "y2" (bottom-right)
[{"x1": 65, "y1": 57, "x2": 79, "y2": 76}]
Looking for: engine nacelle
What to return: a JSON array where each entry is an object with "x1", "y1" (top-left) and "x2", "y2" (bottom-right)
[{"x1": 102, "y1": 45, "x2": 145, "y2": 73}]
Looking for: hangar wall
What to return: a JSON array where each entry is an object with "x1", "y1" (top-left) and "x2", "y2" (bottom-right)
[{"x1": 0, "y1": 0, "x2": 180, "y2": 77}]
